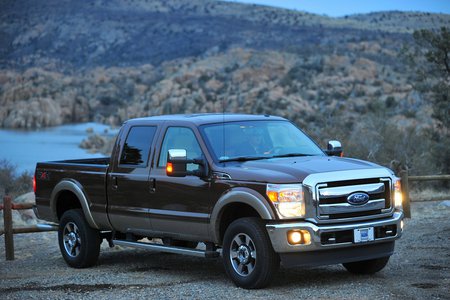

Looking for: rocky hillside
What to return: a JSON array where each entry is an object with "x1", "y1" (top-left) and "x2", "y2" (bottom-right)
[
  {"x1": 1, "y1": 0, "x2": 449, "y2": 70},
  {"x1": 0, "y1": 47, "x2": 429, "y2": 131},
  {"x1": 0, "y1": 0, "x2": 448, "y2": 173}
]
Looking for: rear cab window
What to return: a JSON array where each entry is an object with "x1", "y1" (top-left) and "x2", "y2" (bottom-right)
[{"x1": 120, "y1": 126, "x2": 157, "y2": 167}]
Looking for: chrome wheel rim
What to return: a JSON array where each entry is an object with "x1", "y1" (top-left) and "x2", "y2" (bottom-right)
[
  {"x1": 229, "y1": 233, "x2": 257, "y2": 277},
  {"x1": 63, "y1": 222, "x2": 81, "y2": 258}
]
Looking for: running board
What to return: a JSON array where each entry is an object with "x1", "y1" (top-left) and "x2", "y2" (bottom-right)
[{"x1": 113, "y1": 240, "x2": 220, "y2": 258}]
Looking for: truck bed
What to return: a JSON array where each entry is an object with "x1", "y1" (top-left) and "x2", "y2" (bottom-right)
[
  {"x1": 34, "y1": 157, "x2": 110, "y2": 224},
  {"x1": 48, "y1": 157, "x2": 110, "y2": 165}
]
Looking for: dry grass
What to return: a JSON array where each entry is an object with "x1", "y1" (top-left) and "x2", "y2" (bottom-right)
[{"x1": 410, "y1": 188, "x2": 450, "y2": 202}]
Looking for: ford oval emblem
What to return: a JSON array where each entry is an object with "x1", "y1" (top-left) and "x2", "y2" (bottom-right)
[{"x1": 347, "y1": 192, "x2": 370, "y2": 205}]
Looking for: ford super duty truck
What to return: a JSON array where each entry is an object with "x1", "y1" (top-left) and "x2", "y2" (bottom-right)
[{"x1": 34, "y1": 114, "x2": 404, "y2": 289}]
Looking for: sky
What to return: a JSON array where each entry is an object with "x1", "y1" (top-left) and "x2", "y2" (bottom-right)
[{"x1": 226, "y1": 0, "x2": 450, "y2": 17}]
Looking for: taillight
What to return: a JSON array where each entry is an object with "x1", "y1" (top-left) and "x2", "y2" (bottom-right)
[{"x1": 33, "y1": 174, "x2": 37, "y2": 193}]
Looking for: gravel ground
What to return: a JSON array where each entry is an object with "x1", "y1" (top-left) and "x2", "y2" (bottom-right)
[{"x1": 1, "y1": 201, "x2": 449, "y2": 299}]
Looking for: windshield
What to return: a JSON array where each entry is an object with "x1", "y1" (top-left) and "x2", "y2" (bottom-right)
[{"x1": 200, "y1": 120, "x2": 324, "y2": 162}]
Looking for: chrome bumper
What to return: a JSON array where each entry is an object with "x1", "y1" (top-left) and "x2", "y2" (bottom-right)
[{"x1": 266, "y1": 211, "x2": 403, "y2": 253}]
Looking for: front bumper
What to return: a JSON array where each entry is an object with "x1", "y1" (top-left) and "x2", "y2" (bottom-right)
[{"x1": 266, "y1": 211, "x2": 403, "y2": 253}]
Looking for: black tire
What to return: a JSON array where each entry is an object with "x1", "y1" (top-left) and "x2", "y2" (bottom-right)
[
  {"x1": 343, "y1": 256, "x2": 390, "y2": 275},
  {"x1": 222, "y1": 217, "x2": 280, "y2": 289},
  {"x1": 58, "y1": 209, "x2": 101, "y2": 268}
]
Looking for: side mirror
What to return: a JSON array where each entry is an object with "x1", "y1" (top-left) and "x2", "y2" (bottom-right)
[
  {"x1": 166, "y1": 149, "x2": 208, "y2": 177},
  {"x1": 166, "y1": 149, "x2": 188, "y2": 177},
  {"x1": 325, "y1": 140, "x2": 343, "y2": 157}
]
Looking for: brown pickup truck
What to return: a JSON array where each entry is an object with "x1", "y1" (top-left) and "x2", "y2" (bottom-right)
[{"x1": 34, "y1": 114, "x2": 404, "y2": 289}]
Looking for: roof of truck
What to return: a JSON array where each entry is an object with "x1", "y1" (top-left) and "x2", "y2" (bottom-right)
[{"x1": 126, "y1": 113, "x2": 287, "y2": 126}]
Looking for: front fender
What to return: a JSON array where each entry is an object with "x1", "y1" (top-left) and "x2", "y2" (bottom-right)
[
  {"x1": 210, "y1": 187, "x2": 277, "y2": 243},
  {"x1": 50, "y1": 179, "x2": 99, "y2": 229}
]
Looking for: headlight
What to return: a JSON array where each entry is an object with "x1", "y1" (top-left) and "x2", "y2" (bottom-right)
[
  {"x1": 394, "y1": 178, "x2": 403, "y2": 210},
  {"x1": 266, "y1": 184, "x2": 305, "y2": 218}
]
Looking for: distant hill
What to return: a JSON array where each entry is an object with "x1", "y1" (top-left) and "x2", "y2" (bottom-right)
[
  {"x1": 1, "y1": 0, "x2": 449, "y2": 70},
  {"x1": 0, "y1": 0, "x2": 448, "y2": 173}
]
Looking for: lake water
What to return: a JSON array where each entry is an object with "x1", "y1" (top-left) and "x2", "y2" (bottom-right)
[{"x1": 0, "y1": 123, "x2": 119, "y2": 174}]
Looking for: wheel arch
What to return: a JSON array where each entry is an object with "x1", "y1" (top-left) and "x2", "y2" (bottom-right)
[
  {"x1": 210, "y1": 187, "x2": 277, "y2": 244},
  {"x1": 51, "y1": 180, "x2": 99, "y2": 229}
]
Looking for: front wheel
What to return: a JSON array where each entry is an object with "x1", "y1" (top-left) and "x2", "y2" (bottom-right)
[
  {"x1": 58, "y1": 209, "x2": 101, "y2": 268},
  {"x1": 343, "y1": 256, "x2": 390, "y2": 274},
  {"x1": 222, "y1": 217, "x2": 280, "y2": 289}
]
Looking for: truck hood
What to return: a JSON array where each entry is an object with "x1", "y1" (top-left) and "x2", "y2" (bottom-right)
[{"x1": 220, "y1": 156, "x2": 389, "y2": 183}]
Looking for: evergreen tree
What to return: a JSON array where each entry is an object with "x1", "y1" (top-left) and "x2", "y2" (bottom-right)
[{"x1": 413, "y1": 27, "x2": 449, "y2": 174}]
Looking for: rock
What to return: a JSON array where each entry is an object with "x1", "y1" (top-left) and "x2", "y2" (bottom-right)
[
  {"x1": 2, "y1": 98, "x2": 63, "y2": 129},
  {"x1": 437, "y1": 200, "x2": 450, "y2": 208},
  {"x1": 80, "y1": 133, "x2": 116, "y2": 155},
  {"x1": 14, "y1": 192, "x2": 36, "y2": 224},
  {"x1": 80, "y1": 134, "x2": 106, "y2": 149},
  {"x1": 0, "y1": 192, "x2": 37, "y2": 229},
  {"x1": 14, "y1": 192, "x2": 35, "y2": 204},
  {"x1": 205, "y1": 79, "x2": 224, "y2": 92}
]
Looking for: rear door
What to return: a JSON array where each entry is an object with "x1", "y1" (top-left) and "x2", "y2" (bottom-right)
[{"x1": 107, "y1": 123, "x2": 159, "y2": 234}]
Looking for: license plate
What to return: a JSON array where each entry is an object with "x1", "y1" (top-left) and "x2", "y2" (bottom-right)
[{"x1": 354, "y1": 227, "x2": 374, "y2": 243}]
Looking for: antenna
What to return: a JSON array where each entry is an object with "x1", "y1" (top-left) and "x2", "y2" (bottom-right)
[{"x1": 222, "y1": 86, "x2": 226, "y2": 160}]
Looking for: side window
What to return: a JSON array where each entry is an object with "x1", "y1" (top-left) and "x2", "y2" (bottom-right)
[
  {"x1": 120, "y1": 126, "x2": 157, "y2": 167},
  {"x1": 158, "y1": 127, "x2": 202, "y2": 171}
]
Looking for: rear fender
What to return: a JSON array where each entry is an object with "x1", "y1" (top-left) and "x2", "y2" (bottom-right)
[{"x1": 50, "y1": 180, "x2": 99, "y2": 229}]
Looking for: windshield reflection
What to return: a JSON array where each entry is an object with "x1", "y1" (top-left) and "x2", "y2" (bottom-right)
[{"x1": 201, "y1": 120, "x2": 324, "y2": 162}]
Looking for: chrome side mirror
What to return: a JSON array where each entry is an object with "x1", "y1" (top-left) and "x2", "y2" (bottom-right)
[
  {"x1": 166, "y1": 149, "x2": 208, "y2": 177},
  {"x1": 326, "y1": 140, "x2": 343, "y2": 157},
  {"x1": 168, "y1": 149, "x2": 187, "y2": 160},
  {"x1": 166, "y1": 149, "x2": 188, "y2": 177}
]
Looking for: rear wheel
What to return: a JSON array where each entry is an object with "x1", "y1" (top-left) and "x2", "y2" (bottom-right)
[
  {"x1": 58, "y1": 209, "x2": 101, "y2": 268},
  {"x1": 343, "y1": 256, "x2": 390, "y2": 274},
  {"x1": 222, "y1": 217, "x2": 279, "y2": 289}
]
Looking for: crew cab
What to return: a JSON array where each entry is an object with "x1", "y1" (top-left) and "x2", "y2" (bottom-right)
[{"x1": 34, "y1": 114, "x2": 404, "y2": 289}]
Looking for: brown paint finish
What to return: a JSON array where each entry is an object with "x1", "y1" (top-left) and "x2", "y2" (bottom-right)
[
  {"x1": 106, "y1": 122, "x2": 159, "y2": 234},
  {"x1": 35, "y1": 114, "x2": 385, "y2": 240}
]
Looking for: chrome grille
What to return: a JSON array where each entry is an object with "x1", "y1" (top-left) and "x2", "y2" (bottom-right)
[{"x1": 316, "y1": 179, "x2": 392, "y2": 220}]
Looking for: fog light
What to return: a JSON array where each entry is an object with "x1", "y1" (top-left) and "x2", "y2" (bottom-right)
[
  {"x1": 287, "y1": 230, "x2": 311, "y2": 245},
  {"x1": 401, "y1": 220, "x2": 404, "y2": 231},
  {"x1": 302, "y1": 230, "x2": 311, "y2": 244},
  {"x1": 289, "y1": 231, "x2": 302, "y2": 244}
]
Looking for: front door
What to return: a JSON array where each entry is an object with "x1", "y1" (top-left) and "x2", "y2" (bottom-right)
[{"x1": 150, "y1": 126, "x2": 211, "y2": 241}]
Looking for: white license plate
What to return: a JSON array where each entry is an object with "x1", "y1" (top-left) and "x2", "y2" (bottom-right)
[{"x1": 354, "y1": 227, "x2": 374, "y2": 243}]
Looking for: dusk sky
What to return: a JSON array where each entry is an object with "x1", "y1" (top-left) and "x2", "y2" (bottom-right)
[{"x1": 226, "y1": 0, "x2": 450, "y2": 17}]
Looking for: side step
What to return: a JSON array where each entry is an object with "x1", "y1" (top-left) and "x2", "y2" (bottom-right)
[{"x1": 113, "y1": 240, "x2": 220, "y2": 258}]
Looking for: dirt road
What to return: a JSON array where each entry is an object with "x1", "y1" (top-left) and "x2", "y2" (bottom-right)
[{"x1": 1, "y1": 201, "x2": 449, "y2": 299}]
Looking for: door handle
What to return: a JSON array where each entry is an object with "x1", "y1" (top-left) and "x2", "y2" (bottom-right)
[
  {"x1": 112, "y1": 176, "x2": 118, "y2": 190},
  {"x1": 149, "y1": 178, "x2": 156, "y2": 193}
]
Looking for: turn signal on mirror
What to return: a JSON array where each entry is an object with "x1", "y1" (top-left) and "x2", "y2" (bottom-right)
[{"x1": 166, "y1": 162, "x2": 173, "y2": 174}]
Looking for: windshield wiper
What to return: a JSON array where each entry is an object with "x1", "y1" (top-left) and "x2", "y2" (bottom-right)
[
  {"x1": 270, "y1": 153, "x2": 310, "y2": 158},
  {"x1": 220, "y1": 153, "x2": 312, "y2": 162},
  {"x1": 219, "y1": 156, "x2": 270, "y2": 163}
]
